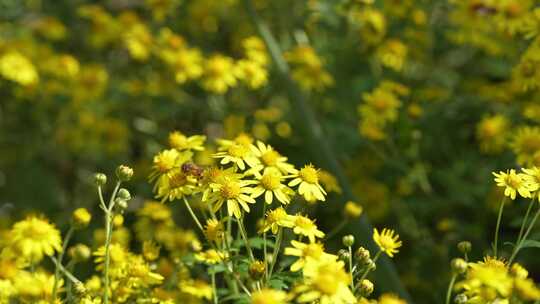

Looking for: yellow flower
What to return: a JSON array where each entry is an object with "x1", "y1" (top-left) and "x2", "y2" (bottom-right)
[
  {"x1": 204, "y1": 218, "x2": 224, "y2": 242},
  {"x1": 284, "y1": 240, "x2": 335, "y2": 272},
  {"x1": 378, "y1": 293, "x2": 407, "y2": 304},
  {"x1": 344, "y1": 201, "x2": 363, "y2": 219},
  {"x1": 72, "y1": 207, "x2": 92, "y2": 227},
  {"x1": 252, "y1": 141, "x2": 296, "y2": 174},
  {"x1": 511, "y1": 127, "x2": 540, "y2": 165},
  {"x1": 123, "y1": 23, "x2": 152, "y2": 61},
  {"x1": 261, "y1": 207, "x2": 295, "y2": 234},
  {"x1": 251, "y1": 169, "x2": 294, "y2": 205},
  {"x1": 251, "y1": 288, "x2": 288, "y2": 304},
  {"x1": 195, "y1": 249, "x2": 228, "y2": 264},
  {"x1": 168, "y1": 131, "x2": 206, "y2": 151},
  {"x1": 318, "y1": 170, "x2": 342, "y2": 194},
  {"x1": 213, "y1": 142, "x2": 260, "y2": 171},
  {"x1": 476, "y1": 115, "x2": 510, "y2": 154},
  {"x1": 376, "y1": 39, "x2": 407, "y2": 71},
  {"x1": 359, "y1": 87, "x2": 401, "y2": 123},
  {"x1": 521, "y1": 167, "x2": 540, "y2": 194},
  {"x1": 206, "y1": 177, "x2": 256, "y2": 218},
  {"x1": 8, "y1": 216, "x2": 62, "y2": 262},
  {"x1": 373, "y1": 228, "x2": 402, "y2": 257},
  {"x1": 149, "y1": 149, "x2": 190, "y2": 183},
  {"x1": 292, "y1": 215, "x2": 325, "y2": 242},
  {"x1": 242, "y1": 36, "x2": 268, "y2": 66},
  {"x1": 295, "y1": 259, "x2": 355, "y2": 304},
  {"x1": 493, "y1": 169, "x2": 536, "y2": 200},
  {"x1": 514, "y1": 277, "x2": 540, "y2": 301},
  {"x1": 13, "y1": 271, "x2": 60, "y2": 301},
  {"x1": 155, "y1": 168, "x2": 197, "y2": 202},
  {"x1": 173, "y1": 47, "x2": 204, "y2": 83},
  {"x1": 179, "y1": 279, "x2": 213, "y2": 300},
  {"x1": 201, "y1": 54, "x2": 238, "y2": 94},
  {"x1": 235, "y1": 59, "x2": 268, "y2": 89},
  {"x1": 0, "y1": 51, "x2": 39, "y2": 86},
  {"x1": 288, "y1": 165, "x2": 327, "y2": 202}
]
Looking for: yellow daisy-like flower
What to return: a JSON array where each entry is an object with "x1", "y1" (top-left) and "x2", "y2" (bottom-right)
[
  {"x1": 251, "y1": 169, "x2": 294, "y2": 205},
  {"x1": 295, "y1": 259, "x2": 355, "y2": 304},
  {"x1": 173, "y1": 47, "x2": 204, "y2": 84},
  {"x1": 284, "y1": 240, "x2": 335, "y2": 272},
  {"x1": 292, "y1": 215, "x2": 325, "y2": 243},
  {"x1": 179, "y1": 279, "x2": 213, "y2": 300},
  {"x1": 201, "y1": 54, "x2": 238, "y2": 94},
  {"x1": 511, "y1": 126, "x2": 540, "y2": 166},
  {"x1": 521, "y1": 167, "x2": 540, "y2": 195},
  {"x1": 195, "y1": 249, "x2": 228, "y2": 265},
  {"x1": 476, "y1": 114, "x2": 510, "y2": 154},
  {"x1": 318, "y1": 170, "x2": 342, "y2": 194},
  {"x1": 288, "y1": 165, "x2": 327, "y2": 202},
  {"x1": 261, "y1": 207, "x2": 295, "y2": 235},
  {"x1": 252, "y1": 141, "x2": 296, "y2": 174},
  {"x1": 13, "y1": 270, "x2": 60, "y2": 301},
  {"x1": 235, "y1": 59, "x2": 268, "y2": 89},
  {"x1": 206, "y1": 177, "x2": 256, "y2": 218},
  {"x1": 155, "y1": 168, "x2": 197, "y2": 202},
  {"x1": 373, "y1": 228, "x2": 402, "y2": 258},
  {"x1": 8, "y1": 216, "x2": 62, "y2": 262},
  {"x1": 213, "y1": 142, "x2": 260, "y2": 171},
  {"x1": 149, "y1": 149, "x2": 191, "y2": 182},
  {"x1": 204, "y1": 218, "x2": 224, "y2": 242},
  {"x1": 378, "y1": 293, "x2": 407, "y2": 304},
  {"x1": 168, "y1": 131, "x2": 206, "y2": 151},
  {"x1": 251, "y1": 288, "x2": 288, "y2": 304},
  {"x1": 0, "y1": 51, "x2": 39, "y2": 86},
  {"x1": 493, "y1": 169, "x2": 537, "y2": 200}
]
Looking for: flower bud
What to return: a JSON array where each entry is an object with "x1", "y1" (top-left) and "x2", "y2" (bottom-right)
[
  {"x1": 74, "y1": 282, "x2": 87, "y2": 295},
  {"x1": 116, "y1": 188, "x2": 131, "y2": 201},
  {"x1": 457, "y1": 241, "x2": 471, "y2": 254},
  {"x1": 355, "y1": 247, "x2": 371, "y2": 264},
  {"x1": 455, "y1": 294, "x2": 467, "y2": 304},
  {"x1": 344, "y1": 201, "x2": 363, "y2": 219},
  {"x1": 94, "y1": 173, "x2": 107, "y2": 186},
  {"x1": 338, "y1": 249, "x2": 351, "y2": 262},
  {"x1": 358, "y1": 279, "x2": 374, "y2": 297},
  {"x1": 249, "y1": 260, "x2": 266, "y2": 281},
  {"x1": 451, "y1": 258, "x2": 468, "y2": 274},
  {"x1": 116, "y1": 165, "x2": 133, "y2": 181},
  {"x1": 68, "y1": 244, "x2": 91, "y2": 262},
  {"x1": 116, "y1": 199, "x2": 128, "y2": 211},
  {"x1": 366, "y1": 259, "x2": 376, "y2": 271},
  {"x1": 342, "y1": 235, "x2": 355, "y2": 247},
  {"x1": 72, "y1": 208, "x2": 92, "y2": 228}
]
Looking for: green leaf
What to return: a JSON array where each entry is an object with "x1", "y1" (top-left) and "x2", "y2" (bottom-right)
[{"x1": 520, "y1": 240, "x2": 540, "y2": 249}]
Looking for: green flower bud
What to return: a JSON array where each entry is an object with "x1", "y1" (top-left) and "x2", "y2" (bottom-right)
[
  {"x1": 94, "y1": 173, "x2": 107, "y2": 186},
  {"x1": 455, "y1": 294, "x2": 467, "y2": 304},
  {"x1": 457, "y1": 241, "x2": 471, "y2": 254},
  {"x1": 342, "y1": 235, "x2": 355, "y2": 247},
  {"x1": 116, "y1": 165, "x2": 133, "y2": 181},
  {"x1": 355, "y1": 247, "x2": 371, "y2": 264},
  {"x1": 68, "y1": 244, "x2": 91, "y2": 262},
  {"x1": 117, "y1": 188, "x2": 131, "y2": 201},
  {"x1": 451, "y1": 258, "x2": 468, "y2": 274},
  {"x1": 338, "y1": 249, "x2": 351, "y2": 262}
]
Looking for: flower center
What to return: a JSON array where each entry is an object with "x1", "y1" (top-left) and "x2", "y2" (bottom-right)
[
  {"x1": 220, "y1": 182, "x2": 241, "y2": 199},
  {"x1": 378, "y1": 235, "x2": 395, "y2": 250},
  {"x1": 261, "y1": 173, "x2": 280, "y2": 190},
  {"x1": 261, "y1": 150, "x2": 279, "y2": 166},
  {"x1": 299, "y1": 166, "x2": 318, "y2": 184},
  {"x1": 170, "y1": 172, "x2": 188, "y2": 188},
  {"x1": 506, "y1": 174, "x2": 522, "y2": 189}
]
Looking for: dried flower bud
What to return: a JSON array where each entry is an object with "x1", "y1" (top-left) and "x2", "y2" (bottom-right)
[
  {"x1": 455, "y1": 294, "x2": 468, "y2": 304},
  {"x1": 116, "y1": 165, "x2": 133, "y2": 181},
  {"x1": 94, "y1": 173, "x2": 107, "y2": 186},
  {"x1": 72, "y1": 208, "x2": 91, "y2": 228},
  {"x1": 342, "y1": 235, "x2": 355, "y2": 247},
  {"x1": 355, "y1": 247, "x2": 371, "y2": 264},
  {"x1": 249, "y1": 260, "x2": 266, "y2": 281},
  {"x1": 359, "y1": 279, "x2": 374, "y2": 297},
  {"x1": 451, "y1": 258, "x2": 468, "y2": 274},
  {"x1": 457, "y1": 241, "x2": 471, "y2": 254}
]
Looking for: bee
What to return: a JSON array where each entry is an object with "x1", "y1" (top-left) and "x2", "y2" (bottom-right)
[{"x1": 181, "y1": 162, "x2": 204, "y2": 178}]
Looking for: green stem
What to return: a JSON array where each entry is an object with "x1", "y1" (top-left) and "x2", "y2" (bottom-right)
[
  {"x1": 348, "y1": 246, "x2": 355, "y2": 292},
  {"x1": 183, "y1": 197, "x2": 204, "y2": 233},
  {"x1": 324, "y1": 220, "x2": 347, "y2": 241},
  {"x1": 103, "y1": 181, "x2": 121, "y2": 304},
  {"x1": 238, "y1": 217, "x2": 255, "y2": 261},
  {"x1": 508, "y1": 205, "x2": 540, "y2": 265},
  {"x1": 52, "y1": 226, "x2": 75, "y2": 303},
  {"x1": 50, "y1": 256, "x2": 82, "y2": 285},
  {"x1": 493, "y1": 197, "x2": 506, "y2": 258},
  {"x1": 211, "y1": 271, "x2": 218, "y2": 304},
  {"x1": 445, "y1": 274, "x2": 457, "y2": 304},
  {"x1": 262, "y1": 203, "x2": 269, "y2": 283},
  {"x1": 517, "y1": 196, "x2": 536, "y2": 244},
  {"x1": 267, "y1": 228, "x2": 283, "y2": 280}
]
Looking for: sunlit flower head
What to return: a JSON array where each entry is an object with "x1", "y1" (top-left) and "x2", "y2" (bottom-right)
[
  {"x1": 373, "y1": 228, "x2": 402, "y2": 257},
  {"x1": 261, "y1": 207, "x2": 295, "y2": 234},
  {"x1": 168, "y1": 131, "x2": 206, "y2": 151},
  {"x1": 493, "y1": 169, "x2": 536, "y2": 200},
  {"x1": 284, "y1": 240, "x2": 335, "y2": 272},
  {"x1": 206, "y1": 177, "x2": 255, "y2": 218},
  {"x1": 251, "y1": 288, "x2": 288, "y2": 304},
  {"x1": 292, "y1": 214, "x2": 325, "y2": 242},
  {"x1": 8, "y1": 216, "x2": 62, "y2": 262},
  {"x1": 288, "y1": 164, "x2": 326, "y2": 202}
]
